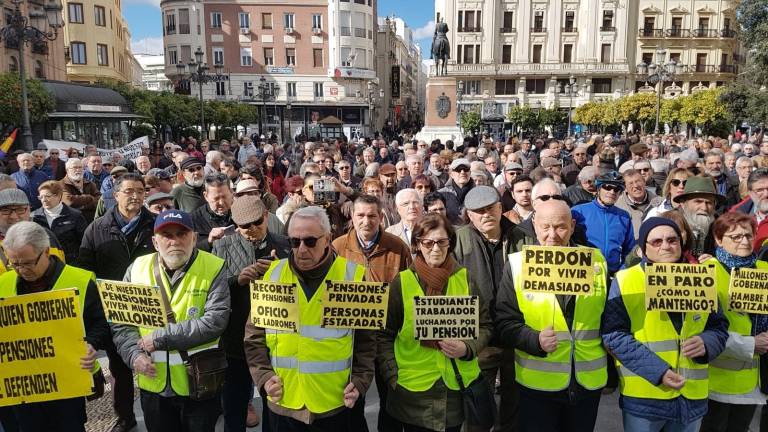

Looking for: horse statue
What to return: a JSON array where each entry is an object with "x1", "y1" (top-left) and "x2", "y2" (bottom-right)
[{"x1": 431, "y1": 19, "x2": 450, "y2": 76}]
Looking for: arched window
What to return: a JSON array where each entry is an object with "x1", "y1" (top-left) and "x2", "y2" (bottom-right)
[{"x1": 9, "y1": 56, "x2": 18, "y2": 73}]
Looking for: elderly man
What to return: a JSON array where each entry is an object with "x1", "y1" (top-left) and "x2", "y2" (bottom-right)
[
  {"x1": 0, "y1": 222, "x2": 109, "y2": 432},
  {"x1": 190, "y1": 173, "x2": 234, "y2": 251},
  {"x1": 428, "y1": 152, "x2": 448, "y2": 186},
  {"x1": 703, "y1": 151, "x2": 739, "y2": 211},
  {"x1": 615, "y1": 169, "x2": 663, "y2": 239},
  {"x1": 386, "y1": 188, "x2": 423, "y2": 246},
  {"x1": 244, "y1": 206, "x2": 373, "y2": 431},
  {"x1": 497, "y1": 161, "x2": 524, "y2": 212},
  {"x1": 136, "y1": 155, "x2": 152, "y2": 175},
  {"x1": 453, "y1": 185, "x2": 521, "y2": 431},
  {"x1": 378, "y1": 163, "x2": 398, "y2": 197},
  {"x1": 203, "y1": 150, "x2": 222, "y2": 177},
  {"x1": 336, "y1": 159, "x2": 361, "y2": 191},
  {"x1": 145, "y1": 192, "x2": 175, "y2": 215},
  {"x1": 496, "y1": 199, "x2": 609, "y2": 432},
  {"x1": 61, "y1": 158, "x2": 100, "y2": 222},
  {"x1": 84, "y1": 154, "x2": 109, "y2": 187},
  {"x1": 564, "y1": 166, "x2": 598, "y2": 206},
  {"x1": 438, "y1": 158, "x2": 475, "y2": 224},
  {"x1": 602, "y1": 218, "x2": 728, "y2": 432},
  {"x1": 673, "y1": 176, "x2": 722, "y2": 258},
  {"x1": 44, "y1": 148, "x2": 66, "y2": 180},
  {"x1": 31, "y1": 149, "x2": 47, "y2": 173},
  {"x1": 171, "y1": 157, "x2": 206, "y2": 212},
  {"x1": 572, "y1": 172, "x2": 635, "y2": 276},
  {"x1": 11, "y1": 152, "x2": 49, "y2": 210},
  {"x1": 213, "y1": 196, "x2": 289, "y2": 431},
  {"x1": 562, "y1": 144, "x2": 590, "y2": 186},
  {"x1": 112, "y1": 210, "x2": 230, "y2": 432},
  {"x1": 733, "y1": 169, "x2": 768, "y2": 224},
  {"x1": 515, "y1": 140, "x2": 538, "y2": 174}
]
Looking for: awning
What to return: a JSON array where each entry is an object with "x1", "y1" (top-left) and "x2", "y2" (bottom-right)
[{"x1": 42, "y1": 80, "x2": 133, "y2": 115}]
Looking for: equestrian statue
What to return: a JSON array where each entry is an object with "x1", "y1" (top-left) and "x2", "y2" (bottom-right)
[{"x1": 431, "y1": 18, "x2": 450, "y2": 76}]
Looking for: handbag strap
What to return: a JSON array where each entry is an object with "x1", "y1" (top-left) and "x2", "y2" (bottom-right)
[
  {"x1": 152, "y1": 254, "x2": 190, "y2": 364},
  {"x1": 449, "y1": 358, "x2": 467, "y2": 392}
]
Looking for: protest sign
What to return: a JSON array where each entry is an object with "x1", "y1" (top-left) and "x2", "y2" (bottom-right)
[
  {"x1": 250, "y1": 281, "x2": 299, "y2": 332},
  {"x1": 322, "y1": 281, "x2": 388, "y2": 330},
  {"x1": 96, "y1": 280, "x2": 167, "y2": 328},
  {"x1": 0, "y1": 289, "x2": 93, "y2": 407},
  {"x1": 413, "y1": 296, "x2": 479, "y2": 340},
  {"x1": 645, "y1": 263, "x2": 717, "y2": 313},
  {"x1": 41, "y1": 136, "x2": 149, "y2": 161},
  {"x1": 728, "y1": 267, "x2": 768, "y2": 314},
  {"x1": 521, "y1": 246, "x2": 595, "y2": 295}
]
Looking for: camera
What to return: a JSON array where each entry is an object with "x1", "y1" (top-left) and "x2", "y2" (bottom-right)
[{"x1": 313, "y1": 178, "x2": 339, "y2": 206}]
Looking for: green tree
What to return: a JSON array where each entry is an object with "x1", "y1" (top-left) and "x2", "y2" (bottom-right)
[
  {"x1": 615, "y1": 92, "x2": 657, "y2": 131},
  {"x1": 538, "y1": 106, "x2": 567, "y2": 130},
  {"x1": 460, "y1": 111, "x2": 482, "y2": 135},
  {"x1": 0, "y1": 72, "x2": 55, "y2": 131},
  {"x1": 507, "y1": 105, "x2": 539, "y2": 132},
  {"x1": 737, "y1": 0, "x2": 768, "y2": 86},
  {"x1": 572, "y1": 101, "x2": 606, "y2": 131},
  {"x1": 679, "y1": 88, "x2": 729, "y2": 132}
]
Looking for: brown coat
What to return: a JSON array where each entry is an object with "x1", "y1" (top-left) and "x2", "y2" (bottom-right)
[
  {"x1": 60, "y1": 176, "x2": 100, "y2": 221},
  {"x1": 332, "y1": 227, "x2": 412, "y2": 283}
]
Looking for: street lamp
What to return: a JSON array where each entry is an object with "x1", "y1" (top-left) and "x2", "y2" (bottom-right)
[
  {"x1": 556, "y1": 75, "x2": 587, "y2": 137},
  {"x1": 284, "y1": 100, "x2": 292, "y2": 144},
  {"x1": 176, "y1": 47, "x2": 227, "y2": 140},
  {"x1": 637, "y1": 49, "x2": 685, "y2": 134},
  {"x1": 457, "y1": 80, "x2": 465, "y2": 136},
  {"x1": 254, "y1": 76, "x2": 279, "y2": 137},
  {"x1": 0, "y1": 0, "x2": 63, "y2": 150}
]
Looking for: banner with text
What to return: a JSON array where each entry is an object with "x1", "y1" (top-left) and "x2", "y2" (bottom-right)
[
  {"x1": 521, "y1": 246, "x2": 595, "y2": 295},
  {"x1": 97, "y1": 280, "x2": 167, "y2": 328},
  {"x1": 250, "y1": 281, "x2": 299, "y2": 332},
  {"x1": 645, "y1": 263, "x2": 717, "y2": 313},
  {"x1": 41, "y1": 136, "x2": 149, "y2": 161},
  {"x1": 413, "y1": 296, "x2": 479, "y2": 340},
  {"x1": 0, "y1": 289, "x2": 93, "y2": 407},
  {"x1": 322, "y1": 281, "x2": 388, "y2": 330},
  {"x1": 729, "y1": 267, "x2": 768, "y2": 314}
]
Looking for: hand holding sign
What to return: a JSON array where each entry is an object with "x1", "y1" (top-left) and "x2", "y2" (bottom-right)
[
  {"x1": 681, "y1": 336, "x2": 706, "y2": 359},
  {"x1": 538, "y1": 326, "x2": 558, "y2": 353},
  {"x1": 662, "y1": 369, "x2": 685, "y2": 390}
]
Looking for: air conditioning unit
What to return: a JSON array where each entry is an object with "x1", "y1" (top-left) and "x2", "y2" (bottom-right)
[
  {"x1": 312, "y1": 27, "x2": 322, "y2": 35},
  {"x1": 240, "y1": 28, "x2": 249, "y2": 34},
  {"x1": 284, "y1": 27, "x2": 294, "y2": 34}
]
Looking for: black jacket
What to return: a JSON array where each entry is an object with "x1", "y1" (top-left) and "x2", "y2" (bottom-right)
[
  {"x1": 77, "y1": 206, "x2": 156, "y2": 280},
  {"x1": 190, "y1": 204, "x2": 232, "y2": 251},
  {"x1": 32, "y1": 204, "x2": 88, "y2": 263},
  {"x1": 212, "y1": 230, "x2": 289, "y2": 359}
]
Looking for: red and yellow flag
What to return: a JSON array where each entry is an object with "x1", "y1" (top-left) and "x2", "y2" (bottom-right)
[{"x1": 0, "y1": 129, "x2": 18, "y2": 156}]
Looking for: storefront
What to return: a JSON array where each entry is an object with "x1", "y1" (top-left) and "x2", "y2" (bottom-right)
[{"x1": 259, "y1": 104, "x2": 367, "y2": 143}]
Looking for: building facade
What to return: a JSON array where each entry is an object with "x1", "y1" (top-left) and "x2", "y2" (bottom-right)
[
  {"x1": 135, "y1": 53, "x2": 173, "y2": 91},
  {"x1": 63, "y1": 0, "x2": 136, "y2": 83},
  {"x1": 2, "y1": 0, "x2": 67, "y2": 81}
]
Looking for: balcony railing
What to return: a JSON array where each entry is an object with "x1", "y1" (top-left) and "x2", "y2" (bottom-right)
[
  {"x1": 458, "y1": 26, "x2": 481, "y2": 32},
  {"x1": 721, "y1": 29, "x2": 736, "y2": 38},
  {"x1": 434, "y1": 61, "x2": 631, "y2": 76},
  {"x1": 354, "y1": 27, "x2": 365, "y2": 37},
  {"x1": 639, "y1": 28, "x2": 664, "y2": 37},
  {"x1": 666, "y1": 28, "x2": 689, "y2": 38},
  {"x1": 499, "y1": 27, "x2": 515, "y2": 33},
  {"x1": 693, "y1": 64, "x2": 716, "y2": 73},
  {"x1": 340, "y1": 26, "x2": 351, "y2": 36},
  {"x1": 562, "y1": 26, "x2": 577, "y2": 33},
  {"x1": 693, "y1": 28, "x2": 718, "y2": 38},
  {"x1": 165, "y1": 25, "x2": 176, "y2": 34},
  {"x1": 719, "y1": 64, "x2": 737, "y2": 74},
  {"x1": 600, "y1": 26, "x2": 616, "y2": 32},
  {"x1": 531, "y1": 27, "x2": 546, "y2": 33},
  {"x1": 178, "y1": 23, "x2": 190, "y2": 34}
]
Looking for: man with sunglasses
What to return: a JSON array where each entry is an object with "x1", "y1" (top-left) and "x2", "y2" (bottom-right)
[
  {"x1": 438, "y1": 158, "x2": 475, "y2": 225},
  {"x1": 572, "y1": 172, "x2": 635, "y2": 276},
  {"x1": 213, "y1": 196, "x2": 289, "y2": 431},
  {"x1": 171, "y1": 157, "x2": 206, "y2": 212},
  {"x1": 244, "y1": 206, "x2": 374, "y2": 432},
  {"x1": 336, "y1": 160, "x2": 361, "y2": 191}
]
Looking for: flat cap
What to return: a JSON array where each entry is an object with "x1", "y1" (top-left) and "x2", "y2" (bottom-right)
[
  {"x1": 504, "y1": 162, "x2": 523, "y2": 171},
  {"x1": 450, "y1": 158, "x2": 471, "y2": 170},
  {"x1": 231, "y1": 195, "x2": 266, "y2": 226},
  {"x1": 180, "y1": 157, "x2": 203, "y2": 171},
  {"x1": 629, "y1": 143, "x2": 649, "y2": 155},
  {"x1": 145, "y1": 192, "x2": 174, "y2": 205},
  {"x1": 379, "y1": 163, "x2": 396, "y2": 175},
  {"x1": 0, "y1": 188, "x2": 29, "y2": 207},
  {"x1": 463, "y1": 185, "x2": 500, "y2": 211},
  {"x1": 541, "y1": 157, "x2": 562, "y2": 168},
  {"x1": 110, "y1": 165, "x2": 128, "y2": 175},
  {"x1": 235, "y1": 179, "x2": 260, "y2": 196}
]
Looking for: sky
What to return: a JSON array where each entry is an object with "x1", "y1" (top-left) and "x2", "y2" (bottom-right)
[{"x1": 127, "y1": 0, "x2": 435, "y2": 60}]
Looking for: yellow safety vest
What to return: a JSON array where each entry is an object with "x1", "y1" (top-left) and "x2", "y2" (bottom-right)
[
  {"x1": 615, "y1": 264, "x2": 709, "y2": 400},
  {"x1": 509, "y1": 250, "x2": 608, "y2": 391},
  {"x1": 0, "y1": 263, "x2": 101, "y2": 375},
  {"x1": 394, "y1": 268, "x2": 481, "y2": 392},
  {"x1": 130, "y1": 251, "x2": 224, "y2": 396},
  {"x1": 707, "y1": 259, "x2": 768, "y2": 395}
]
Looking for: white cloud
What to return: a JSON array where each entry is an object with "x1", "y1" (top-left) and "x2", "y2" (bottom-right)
[
  {"x1": 412, "y1": 20, "x2": 435, "y2": 40},
  {"x1": 131, "y1": 36, "x2": 164, "y2": 55}
]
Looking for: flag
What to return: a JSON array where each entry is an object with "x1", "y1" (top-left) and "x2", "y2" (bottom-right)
[{"x1": 0, "y1": 129, "x2": 18, "y2": 158}]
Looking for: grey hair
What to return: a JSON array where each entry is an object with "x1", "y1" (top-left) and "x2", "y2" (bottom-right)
[
  {"x1": 290, "y1": 206, "x2": 331, "y2": 235},
  {"x1": 577, "y1": 166, "x2": 598, "y2": 182},
  {"x1": 365, "y1": 162, "x2": 380, "y2": 177},
  {"x1": 704, "y1": 150, "x2": 724, "y2": 162},
  {"x1": 395, "y1": 188, "x2": 422, "y2": 206},
  {"x1": 4, "y1": 221, "x2": 50, "y2": 254},
  {"x1": 531, "y1": 178, "x2": 560, "y2": 199},
  {"x1": 205, "y1": 150, "x2": 223, "y2": 164},
  {"x1": 405, "y1": 154, "x2": 423, "y2": 164},
  {"x1": 736, "y1": 156, "x2": 754, "y2": 168},
  {"x1": 65, "y1": 158, "x2": 82, "y2": 169},
  {"x1": 363, "y1": 148, "x2": 375, "y2": 156}
]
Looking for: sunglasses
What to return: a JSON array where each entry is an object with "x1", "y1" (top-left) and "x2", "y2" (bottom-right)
[
  {"x1": 453, "y1": 166, "x2": 470, "y2": 173},
  {"x1": 601, "y1": 184, "x2": 622, "y2": 192},
  {"x1": 288, "y1": 236, "x2": 322, "y2": 248},
  {"x1": 646, "y1": 236, "x2": 680, "y2": 248},
  {"x1": 338, "y1": 166, "x2": 350, "y2": 170},
  {"x1": 670, "y1": 179, "x2": 687, "y2": 187},
  {"x1": 185, "y1": 165, "x2": 203, "y2": 172},
  {"x1": 238, "y1": 216, "x2": 264, "y2": 230},
  {"x1": 535, "y1": 194, "x2": 565, "y2": 202},
  {"x1": 418, "y1": 238, "x2": 450, "y2": 249},
  {"x1": 205, "y1": 173, "x2": 228, "y2": 183}
]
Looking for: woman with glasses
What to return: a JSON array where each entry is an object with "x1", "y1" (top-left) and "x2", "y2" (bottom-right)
[
  {"x1": 31, "y1": 180, "x2": 87, "y2": 262},
  {"x1": 700, "y1": 213, "x2": 768, "y2": 432},
  {"x1": 377, "y1": 213, "x2": 491, "y2": 432},
  {"x1": 645, "y1": 168, "x2": 692, "y2": 219}
]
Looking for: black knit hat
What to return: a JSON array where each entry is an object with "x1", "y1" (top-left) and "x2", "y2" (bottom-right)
[{"x1": 638, "y1": 217, "x2": 682, "y2": 255}]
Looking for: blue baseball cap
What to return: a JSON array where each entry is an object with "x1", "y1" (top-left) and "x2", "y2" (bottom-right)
[{"x1": 154, "y1": 210, "x2": 194, "y2": 233}]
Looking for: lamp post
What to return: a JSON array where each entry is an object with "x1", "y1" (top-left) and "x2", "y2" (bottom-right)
[
  {"x1": 0, "y1": 0, "x2": 64, "y2": 150},
  {"x1": 457, "y1": 80, "x2": 465, "y2": 137},
  {"x1": 556, "y1": 75, "x2": 587, "y2": 137},
  {"x1": 175, "y1": 47, "x2": 227, "y2": 140},
  {"x1": 284, "y1": 100, "x2": 292, "y2": 144},
  {"x1": 637, "y1": 49, "x2": 685, "y2": 135},
  {"x1": 255, "y1": 76, "x2": 279, "y2": 137}
]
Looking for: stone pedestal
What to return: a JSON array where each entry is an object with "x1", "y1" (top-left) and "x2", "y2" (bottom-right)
[{"x1": 416, "y1": 76, "x2": 462, "y2": 143}]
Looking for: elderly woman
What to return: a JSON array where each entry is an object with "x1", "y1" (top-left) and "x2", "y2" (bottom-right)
[
  {"x1": 700, "y1": 212, "x2": 768, "y2": 432},
  {"x1": 377, "y1": 213, "x2": 492, "y2": 432},
  {"x1": 31, "y1": 180, "x2": 87, "y2": 262},
  {"x1": 412, "y1": 174, "x2": 434, "y2": 199},
  {"x1": 645, "y1": 167, "x2": 692, "y2": 219}
]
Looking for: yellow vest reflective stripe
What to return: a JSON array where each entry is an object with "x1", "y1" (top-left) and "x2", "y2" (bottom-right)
[
  {"x1": 509, "y1": 250, "x2": 608, "y2": 391},
  {"x1": 394, "y1": 268, "x2": 481, "y2": 392},
  {"x1": 263, "y1": 256, "x2": 365, "y2": 414},
  {"x1": 707, "y1": 259, "x2": 767, "y2": 395},
  {"x1": 615, "y1": 264, "x2": 709, "y2": 400},
  {"x1": 0, "y1": 264, "x2": 101, "y2": 374},
  {"x1": 130, "y1": 251, "x2": 224, "y2": 396}
]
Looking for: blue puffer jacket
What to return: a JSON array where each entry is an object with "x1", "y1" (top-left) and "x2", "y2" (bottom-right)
[{"x1": 571, "y1": 199, "x2": 635, "y2": 273}]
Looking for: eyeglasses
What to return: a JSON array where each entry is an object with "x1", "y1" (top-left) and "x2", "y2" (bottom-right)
[
  {"x1": 238, "y1": 216, "x2": 265, "y2": 230},
  {"x1": 670, "y1": 179, "x2": 687, "y2": 187},
  {"x1": 453, "y1": 166, "x2": 470, "y2": 173},
  {"x1": 639, "y1": 168, "x2": 652, "y2": 173},
  {"x1": 418, "y1": 237, "x2": 450, "y2": 249},
  {"x1": 535, "y1": 194, "x2": 564, "y2": 202},
  {"x1": 646, "y1": 236, "x2": 680, "y2": 248},
  {"x1": 0, "y1": 206, "x2": 29, "y2": 216},
  {"x1": 288, "y1": 236, "x2": 322, "y2": 248},
  {"x1": 506, "y1": 170, "x2": 522, "y2": 175},
  {"x1": 338, "y1": 166, "x2": 351, "y2": 170},
  {"x1": 8, "y1": 251, "x2": 43, "y2": 270},
  {"x1": 185, "y1": 165, "x2": 203, "y2": 172},
  {"x1": 601, "y1": 184, "x2": 622, "y2": 193},
  {"x1": 723, "y1": 233, "x2": 754, "y2": 243},
  {"x1": 414, "y1": 184, "x2": 430, "y2": 190},
  {"x1": 117, "y1": 188, "x2": 145, "y2": 196}
]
